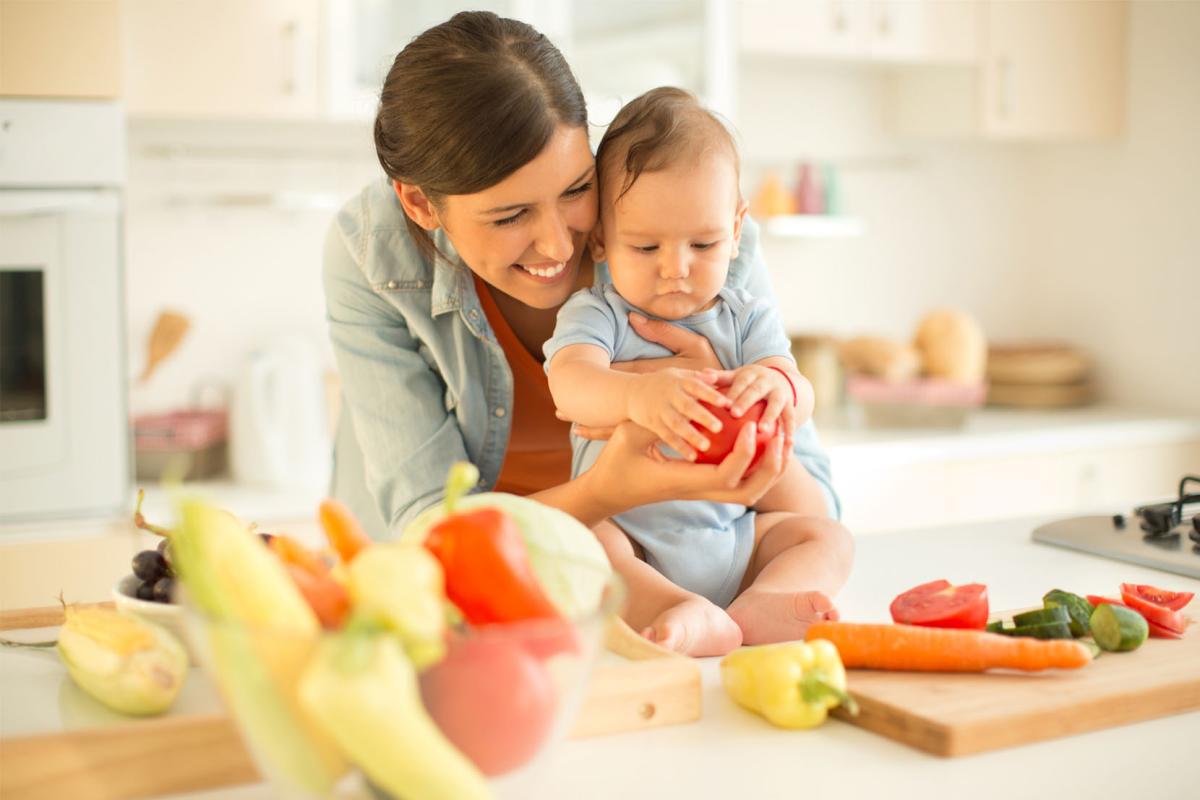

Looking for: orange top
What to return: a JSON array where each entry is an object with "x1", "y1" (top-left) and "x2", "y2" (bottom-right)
[{"x1": 474, "y1": 275, "x2": 573, "y2": 496}]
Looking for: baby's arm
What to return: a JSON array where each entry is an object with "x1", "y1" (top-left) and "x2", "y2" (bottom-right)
[{"x1": 547, "y1": 344, "x2": 731, "y2": 462}]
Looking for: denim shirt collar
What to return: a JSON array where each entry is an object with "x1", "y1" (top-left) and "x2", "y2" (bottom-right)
[{"x1": 429, "y1": 229, "x2": 475, "y2": 319}]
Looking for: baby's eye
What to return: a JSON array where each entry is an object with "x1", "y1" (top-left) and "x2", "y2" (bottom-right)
[
  {"x1": 492, "y1": 209, "x2": 527, "y2": 227},
  {"x1": 635, "y1": 245, "x2": 659, "y2": 254},
  {"x1": 692, "y1": 241, "x2": 718, "y2": 250},
  {"x1": 563, "y1": 181, "x2": 593, "y2": 198}
]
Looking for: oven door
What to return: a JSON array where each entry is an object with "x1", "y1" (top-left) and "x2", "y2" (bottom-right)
[{"x1": 0, "y1": 190, "x2": 129, "y2": 520}]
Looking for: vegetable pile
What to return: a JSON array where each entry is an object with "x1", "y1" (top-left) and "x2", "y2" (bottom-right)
[{"x1": 166, "y1": 461, "x2": 614, "y2": 799}]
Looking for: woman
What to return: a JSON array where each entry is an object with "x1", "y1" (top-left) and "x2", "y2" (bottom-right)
[{"x1": 324, "y1": 11, "x2": 839, "y2": 549}]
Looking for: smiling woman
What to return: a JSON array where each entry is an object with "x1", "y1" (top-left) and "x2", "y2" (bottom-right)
[{"x1": 323, "y1": 10, "x2": 839, "y2": 545}]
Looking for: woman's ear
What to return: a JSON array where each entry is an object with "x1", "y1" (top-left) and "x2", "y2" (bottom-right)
[
  {"x1": 588, "y1": 221, "x2": 608, "y2": 264},
  {"x1": 393, "y1": 179, "x2": 441, "y2": 231},
  {"x1": 729, "y1": 198, "x2": 750, "y2": 259}
]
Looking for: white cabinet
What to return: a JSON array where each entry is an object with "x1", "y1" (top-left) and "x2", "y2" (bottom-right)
[
  {"x1": 122, "y1": 0, "x2": 321, "y2": 118},
  {"x1": 0, "y1": 0, "x2": 121, "y2": 98},
  {"x1": 893, "y1": 0, "x2": 1128, "y2": 140},
  {"x1": 738, "y1": 0, "x2": 978, "y2": 65}
]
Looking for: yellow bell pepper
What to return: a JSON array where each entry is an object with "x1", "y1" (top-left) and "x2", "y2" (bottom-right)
[{"x1": 720, "y1": 639, "x2": 858, "y2": 729}]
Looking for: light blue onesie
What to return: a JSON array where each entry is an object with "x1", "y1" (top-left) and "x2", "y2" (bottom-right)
[{"x1": 543, "y1": 283, "x2": 795, "y2": 608}]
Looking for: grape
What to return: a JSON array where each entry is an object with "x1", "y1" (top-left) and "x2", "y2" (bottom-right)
[
  {"x1": 152, "y1": 577, "x2": 175, "y2": 603},
  {"x1": 135, "y1": 581, "x2": 155, "y2": 601},
  {"x1": 258, "y1": 532, "x2": 275, "y2": 545},
  {"x1": 132, "y1": 550, "x2": 168, "y2": 583},
  {"x1": 156, "y1": 538, "x2": 174, "y2": 573}
]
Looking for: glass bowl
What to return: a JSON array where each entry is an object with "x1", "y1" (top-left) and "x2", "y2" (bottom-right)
[{"x1": 183, "y1": 562, "x2": 625, "y2": 799}]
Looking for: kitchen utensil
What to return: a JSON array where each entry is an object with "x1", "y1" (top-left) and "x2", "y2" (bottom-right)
[
  {"x1": 847, "y1": 375, "x2": 987, "y2": 429},
  {"x1": 133, "y1": 409, "x2": 227, "y2": 480},
  {"x1": 229, "y1": 338, "x2": 331, "y2": 490},
  {"x1": 831, "y1": 612, "x2": 1200, "y2": 756},
  {"x1": 139, "y1": 310, "x2": 190, "y2": 383}
]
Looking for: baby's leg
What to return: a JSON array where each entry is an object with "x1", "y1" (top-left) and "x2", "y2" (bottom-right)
[
  {"x1": 726, "y1": 513, "x2": 855, "y2": 645},
  {"x1": 592, "y1": 520, "x2": 742, "y2": 657}
]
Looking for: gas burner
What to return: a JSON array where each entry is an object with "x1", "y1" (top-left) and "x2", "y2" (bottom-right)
[{"x1": 1134, "y1": 475, "x2": 1200, "y2": 537}]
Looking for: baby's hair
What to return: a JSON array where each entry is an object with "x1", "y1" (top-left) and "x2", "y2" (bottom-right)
[{"x1": 595, "y1": 87, "x2": 741, "y2": 204}]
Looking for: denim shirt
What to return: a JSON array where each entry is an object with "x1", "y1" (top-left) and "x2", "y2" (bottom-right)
[{"x1": 324, "y1": 177, "x2": 840, "y2": 540}]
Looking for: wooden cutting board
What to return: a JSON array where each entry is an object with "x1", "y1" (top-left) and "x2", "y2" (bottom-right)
[{"x1": 832, "y1": 620, "x2": 1200, "y2": 757}]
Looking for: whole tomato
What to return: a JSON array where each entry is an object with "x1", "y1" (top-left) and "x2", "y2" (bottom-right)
[
  {"x1": 419, "y1": 634, "x2": 558, "y2": 776},
  {"x1": 691, "y1": 397, "x2": 773, "y2": 469}
]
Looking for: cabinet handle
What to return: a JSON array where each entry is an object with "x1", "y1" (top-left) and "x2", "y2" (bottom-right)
[
  {"x1": 832, "y1": 0, "x2": 848, "y2": 33},
  {"x1": 280, "y1": 20, "x2": 298, "y2": 96},
  {"x1": 995, "y1": 56, "x2": 1012, "y2": 120},
  {"x1": 877, "y1": 2, "x2": 891, "y2": 35}
]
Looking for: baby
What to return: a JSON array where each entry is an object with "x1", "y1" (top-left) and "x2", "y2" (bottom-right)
[{"x1": 545, "y1": 87, "x2": 853, "y2": 657}]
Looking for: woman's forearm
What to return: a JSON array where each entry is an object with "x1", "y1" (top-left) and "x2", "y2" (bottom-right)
[{"x1": 526, "y1": 469, "x2": 621, "y2": 528}]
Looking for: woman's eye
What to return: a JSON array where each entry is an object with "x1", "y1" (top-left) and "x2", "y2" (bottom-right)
[
  {"x1": 564, "y1": 181, "x2": 593, "y2": 198},
  {"x1": 493, "y1": 209, "x2": 527, "y2": 227}
]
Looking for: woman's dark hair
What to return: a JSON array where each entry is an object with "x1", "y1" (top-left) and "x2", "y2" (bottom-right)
[{"x1": 374, "y1": 11, "x2": 587, "y2": 262}]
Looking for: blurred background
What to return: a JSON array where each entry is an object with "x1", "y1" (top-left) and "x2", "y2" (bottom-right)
[{"x1": 2, "y1": 0, "x2": 1198, "y2": 548}]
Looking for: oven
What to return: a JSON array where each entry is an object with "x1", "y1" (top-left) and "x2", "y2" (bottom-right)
[{"x1": 0, "y1": 100, "x2": 129, "y2": 520}]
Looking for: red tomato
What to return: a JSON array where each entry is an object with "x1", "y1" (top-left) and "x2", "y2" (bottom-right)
[
  {"x1": 692, "y1": 398, "x2": 773, "y2": 469},
  {"x1": 490, "y1": 616, "x2": 581, "y2": 661},
  {"x1": 1085, "y1": 595, "x2": 1129, "y2": 609},
  {"x1": 889, "y1": 579, "x2": 989, "y2": 630},
  {"x1": 1119, "y1": 585, "x2": 1187, "y2": 633},
  {"x1": 1146, "y1": 619, "x2": 1185, "y2": 639},
  {"x1": 420, "y1": 635, "x2": 558, "y2": 776},
  {"x1": 1119, "y1": 583, "x2": 1194, "y2": 612}
]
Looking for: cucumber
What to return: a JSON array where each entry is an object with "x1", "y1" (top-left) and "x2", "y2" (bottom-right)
[
  {"x1": 1089, "y1": 603, "x2": 1149, "y2": 652},
  {"x1": 1006, "y1": 621, "x2": 1074, "y2": 640},
  {"x1": 1043, "y1": 590, "x2": 1095, "y2": 637},
  {"x1": 985, "y1": 620, "x2": 1006, "y2": 634},
  {"x1": 1012, "y1": 606, "x2": 1070, "y2": 627}
]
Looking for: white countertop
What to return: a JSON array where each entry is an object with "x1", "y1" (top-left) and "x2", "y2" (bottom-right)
[{"x1": 133, "y1": 514, "x2": 1200, "y2": 800}]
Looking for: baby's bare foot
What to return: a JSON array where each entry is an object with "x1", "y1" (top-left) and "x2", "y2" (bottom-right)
[
  {"x1": 641, "y1": 596, "x2": 743, "y2": 657},
  {"x1": 727, "y1": 589, "x2": 839, "y2": 645}
]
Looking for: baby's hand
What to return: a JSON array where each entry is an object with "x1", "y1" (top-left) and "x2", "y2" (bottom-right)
[
  {"x1": 724, "y1": 364, "x2": 798, "y2": 446},
  {"x1": 627, "y1": 368, "x2": 731, "y2": 461}
]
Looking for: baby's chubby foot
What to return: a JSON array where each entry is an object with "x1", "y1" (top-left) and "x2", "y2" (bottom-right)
[
  {"x1": 727, "y1": 589, "x2": 839, "y2": 646},
  {"x1": 641, "y1": 596, "x2": 743, "y2": 657}
]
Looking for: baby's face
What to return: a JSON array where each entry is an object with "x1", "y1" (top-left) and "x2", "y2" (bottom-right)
[{"x1": 596, "y1": 153, "x2": 746, "y2": 321}]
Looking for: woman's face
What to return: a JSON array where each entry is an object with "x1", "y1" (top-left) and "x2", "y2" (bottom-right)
[{"x1": 433, "y1": 124, "x2": 598, "y2": 310}]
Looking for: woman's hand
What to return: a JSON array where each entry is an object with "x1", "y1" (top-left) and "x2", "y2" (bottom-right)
[
  {"x1": 578, "y1": 418, "x2": 788, "y2": 512},
  {"x1": 611, "y1": 312, "x2": 724, "y2": 374}
]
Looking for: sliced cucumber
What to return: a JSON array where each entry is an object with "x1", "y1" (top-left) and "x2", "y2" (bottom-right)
[
  {"x1": 1012, "y1": 605, "x2": 1070, "y2": 627},
  {"x1": 1043, "y1": 590, "x2": 1095, "y2": 637},
  {"x1": 1089, "y1": 603, "x2": 1148, "y2": 652},
  {"x1": 1007, "y1": 620, "x2": 1074, "y2": 640},
  {"x1": 985, "y1": 620, "x2": 1006, "y2": 634}
]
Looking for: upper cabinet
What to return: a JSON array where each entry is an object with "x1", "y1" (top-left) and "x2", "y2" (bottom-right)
[
  {"x1": 893, "y1": 0, "x2": 1128, "y2": 140},
  {"x1": 738, "y1": 0, "x2": 979, "y2": 65},
  {"x1": 122, "y1": 0, "x2": 322, "y2": 118},
  {"x1": 0, "y1": 0, "x2": 121, "y2": 98}
]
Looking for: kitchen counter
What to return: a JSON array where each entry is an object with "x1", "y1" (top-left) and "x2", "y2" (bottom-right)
[{"x1": 138, "y1": 514, "x2": 1200, "y2": 800}]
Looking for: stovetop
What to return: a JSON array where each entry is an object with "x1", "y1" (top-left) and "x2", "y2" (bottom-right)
[{"x1": 1033, "y1": 476, "x2": 1200, "y2": 580}]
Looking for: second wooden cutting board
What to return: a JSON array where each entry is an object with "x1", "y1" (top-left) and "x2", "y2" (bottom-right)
[{"x1": 832, "y1": 621, "x2": 1200, "y2": 757}]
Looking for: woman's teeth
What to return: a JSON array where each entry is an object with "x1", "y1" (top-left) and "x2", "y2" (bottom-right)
[{"x1": 521, "y1": 262, "x2": 565, "y2": 278}]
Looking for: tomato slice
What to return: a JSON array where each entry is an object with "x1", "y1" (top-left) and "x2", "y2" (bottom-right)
[
  {"x1": 889, "y1": 579, "x2": 989, "y2": 630},
  {"x1": 1119, "y1": 586, "x2": 1187, "y2": 633},
  {"x1": 1119, "y1": 583, "x2": 1194, "y2": 612},
  {"x1": 1147, "y1": 619, "x2": 1185, "y2": 639},
  {"x1": 1086, "y1": 595, "x2": 1128, "y2": 609}
]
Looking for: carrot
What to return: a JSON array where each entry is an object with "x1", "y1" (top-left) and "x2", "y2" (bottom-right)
[
  {"x1": 282, "y1": 563, "x2": 351, "y2": 629},
  {"x1": 805, "y1": 622, "x2": 1093, "y2": 672},
  {"x1": 318, "y1": 498, "x2": 372, "y2": 563},
  {"x1": 268, "y1": 534, "x2": 329, "y2": 576}
]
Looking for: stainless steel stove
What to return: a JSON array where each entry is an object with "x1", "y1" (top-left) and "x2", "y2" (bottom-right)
[{"x1": 1033, "y1": 476, "x2": 1200, "y2": 579}]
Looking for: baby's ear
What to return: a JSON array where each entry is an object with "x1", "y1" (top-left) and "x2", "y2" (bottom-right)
[
  {"x1": 588, "y1": 221, "x2": 608, "y2": 264},
  {"x1": 730, "y1": 198, "x2": 750, "y2": 259}
]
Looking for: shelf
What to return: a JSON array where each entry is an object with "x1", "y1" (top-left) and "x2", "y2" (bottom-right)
[{"x1": 763, "y1": 215, "x2": 865, "y2": 238}]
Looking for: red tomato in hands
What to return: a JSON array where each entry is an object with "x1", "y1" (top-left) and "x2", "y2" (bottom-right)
[
  {"x1": 692, "y1": 398, "x2": 773, "y2": 468},
  {"x1": 420, "y1": 635, "x2": 558, "y2": 776},
  {"x1": 890, "y1": 579, "x2": 990, "y2": 630},
  {"x1": 1119, "y1": 583, "x2": 1189, "y2": 633}
]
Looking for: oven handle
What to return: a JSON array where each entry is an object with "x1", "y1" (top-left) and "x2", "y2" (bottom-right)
[{"x1": 0, "y1": 190, "x2": 119, "y2": 216}]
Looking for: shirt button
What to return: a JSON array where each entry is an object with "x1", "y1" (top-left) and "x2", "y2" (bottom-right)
[
  {"x1": 385, "y1": 280, "x2": 398, "y2": 290},
  {"x1": 494, "y1": 407, "x2": 507, "y2": 418},
  {"x1": 469, "y1": 309, "x2": 479, "y2": 321}
]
